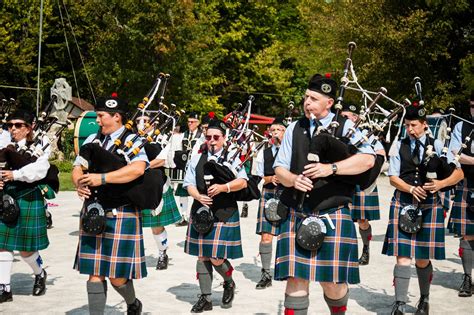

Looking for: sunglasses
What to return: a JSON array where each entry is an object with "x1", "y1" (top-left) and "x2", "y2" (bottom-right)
[
  {"x1": 6, "y1": 122, "x2": 27, "y2": 129},
  {"x1": 205, "y1": 135, "x2": 222, "y2": 141}
]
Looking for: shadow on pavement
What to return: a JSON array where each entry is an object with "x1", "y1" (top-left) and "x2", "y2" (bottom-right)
[
  {"x1": 167, "y1": 282, "x2": 200, "y2": 305},
  {"x1": 11, "y1": 271, "x2": 60, "y2": 296},
  {"x1": 65, "y1": 303, "x2": 123, "y2": 314},
  {"x1": 350, "y1": 285, "x2": 417, "y2": 315},
  {"x1": 235, "y1": 262, "x2": 266, "y2": 284}
]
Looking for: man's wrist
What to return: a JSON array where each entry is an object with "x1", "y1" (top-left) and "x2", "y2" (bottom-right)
[{"x1": 101, "y1": 173, "x2": 106, "y2": 185}]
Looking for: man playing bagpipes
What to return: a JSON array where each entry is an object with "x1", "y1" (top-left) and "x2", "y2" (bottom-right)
[
  {"x1": 173, "y1": 112, "x2": 203, "y2": 226},
  {"x1": 382, "y1": 104, "x2": 464, "y2": 315},
  {"x1": 273, "y1": 74, "x2": 376, "y2": 315},
  {"x1": 340, "y1": 103, "x2": 386, "y2": 266},
  {"x1": 0, "y1": 109, "x2": 57, "y2": 303},
  {"x1": 135, "y1": 113, "x2": 182, "y2": 270},
  {"x1": 253, "y1": 116, "x2": 287, "y2": 289},
  {"x1": 183, "y1": 118, "x2": 248, "y2": 313},
  {"x1": 72, "y1": 96, "x2": 151, "y2": 314},
  {"x1": 447, "y1": 95, "x2": 474, "y2": 297}
]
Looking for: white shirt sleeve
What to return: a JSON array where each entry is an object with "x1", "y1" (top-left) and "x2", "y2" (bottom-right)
[{"x1": 12, "y1": 136, "x2": 51, "y2": 183}]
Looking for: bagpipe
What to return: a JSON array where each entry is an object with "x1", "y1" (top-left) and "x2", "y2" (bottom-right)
[
  {"x1": 202, "y1": 96, "x2": 266, "y2": 202},
  {"x1": 0, "y1": 97, "x2": 16, "y2": 131},
  {"x1": 77, "y1": 73, "x2": 173, "y2": 211}
]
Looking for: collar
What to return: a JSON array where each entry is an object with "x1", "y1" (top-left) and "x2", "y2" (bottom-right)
[
  {"x1": 315, "y1": 112, "x2": 334, "y2": 128},
  {"x1": 15, "y1": 138, "x2": 27, "y2": 146},
  {"x1": 410, "y1": 134, "x2": 426, "y2": 144},
  {"x1": 107, "y1": 126, "x2": 125, "y2": 141}
]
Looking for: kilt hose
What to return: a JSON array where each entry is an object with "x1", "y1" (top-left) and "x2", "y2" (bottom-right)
[
  {"x1": 0, "y1": 185, "x2": 48, "y2": 252},
  {"x1": 142, "y1": 186, "x2": 182, "y2": 228},
  {"x1": 351, "y1": 185, "x2": 381, "y2": 221},
  {"x1": 185, "y1": 210, "x2": 243, "y2": 260},
  {"x1": 382, "y1": 190, "x2": 445, "y2": 260},
  {"x1": 448, "y1": 178, "x2": 474, "y2": 236},
  {"x1": 274, "y1": 206, "x2": 360, "y2": 284},
  {"x1": 74, "y1": 205, "x2": 147, "y2": 279},
  {"x1": 256, "y1": 187, "x2": 280, "y2": 236}
]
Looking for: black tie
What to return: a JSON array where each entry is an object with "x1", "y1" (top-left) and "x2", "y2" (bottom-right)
[
  {"x1": 312, "y1": 119, "x2": 322, "y2": 137},
  {"x1": 412, "y1": 140, "x2": 421, "y2": 166},
  {"x1": 102, "y1": 135, "x2": 111, "y2": 149}
]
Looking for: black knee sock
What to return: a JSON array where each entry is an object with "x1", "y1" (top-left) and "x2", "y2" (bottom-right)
[
  {"x1": 196, "y1": 260, "x2": 213, "y2": 299},
  {"x1": 112, "y1": 280, "x2": 136, "y2": 305},
  {"x1": 259, "y1": 242, "x2": 273, "y2": 273},
  {"x1": 359, "y1": 225, "x2": 372, "y2": 247},
  {"x1": 393, "y1": 264, "x2": 411, "y2": 304},
  {"x1": 213, "y1": 260, "x2": 233, "y2": 282},
  {"x1": 324, "y1": 290, "x2": 349, "y2": 315},
  {"x1": 284, "y1": 294, "x2": 309, "y2": 315},
  {"x1": 87, "y1": 280, "x2": 107, "y2": 315},
  {"x1": 460, "y1": 239, "x2": 474, "y2": 275},
  {"x1": 416, "y1": 261, "x2": 433, "y2": 299}
]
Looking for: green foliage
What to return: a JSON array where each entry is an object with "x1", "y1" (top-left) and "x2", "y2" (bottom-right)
[
  {"x1": 51, "y1": 159, "x2": 73, "y2": 172},
  {"x1": 0, "y1": 0, "x2": 472, "y2": 117},
  {"x1": 60, "y1": 128, "x2": 75, "y2": 160}
]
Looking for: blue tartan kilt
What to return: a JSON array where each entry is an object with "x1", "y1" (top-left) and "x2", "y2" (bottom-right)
[
  {"x1": 0, "y1": 186, "x2": 48, "y2": 252},
  {"x1": 74, "y1": 205, "x2": 147, "y2": 279},
  {"x1": 185, "y1": 209, "x2": 243, "y2": 260},
  {"x1": 256, "y1": 187, "x2": 280, "y2": 236},
  {"x1": 274, "y1": 206, "x2": 360, "y2": 284},
  {"x1": 439, "y1": 189, "x2": 451, "y2": 211},
  {"x1": 448, "y1": 178, "x2": 474, "y2": 236},
  {"x1": 142, "y1": 186, "x2": 182, "y2": 227},
  {"x1": 351, "y1": 185, "x2": 381, "y2": 221},
  {"x1": 382, "y1": 190, "x2": 445, "y2": 260}
]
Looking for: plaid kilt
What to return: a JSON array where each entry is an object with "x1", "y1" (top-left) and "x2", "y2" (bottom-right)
[
  {"x1": 382, "y1": 190, "x2": 445, "y2": 259},
  {"x1": 142, "y1": 186, "x2": 181, "y2": 227},
  {"x1": 0, "y1": 185, "x2": 49, "y2": 251},
  {"x1": 274, "y1": 206, "x2": 360, "y2": 284},
  {"x1": 74, "y1": 205, "x2": 147, "y2": 279},
  {"x1": 175, "y1": 183, "x2": 189, "y2": 197},
  {"x1": 448, "y1": 178, "x2": 474, "y2": 236},
  {"x1": 351, "y1": 185, "x2": 381, "y2": 221},
  {"x1": 256, "y1": 187, "x2": 280, "y2": 236},
  {"x1": 439, "y1": 190, "x2": 451, "y2": 211},
  {"x1": 185, "y1": 209, "x2": 243, "y2": 260}
]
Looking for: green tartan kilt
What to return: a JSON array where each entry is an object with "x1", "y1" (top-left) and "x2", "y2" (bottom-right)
[
  {"x1": 351, "y1": 185, "x2": 381, "y2": 221},
  {"x1": 185, "y1": 209, "x2": 243, "y2": 260},
  {"x1": 448, "y1": 178, "x2": 474, "y2": 236},
  {"x1": 256, "y1": 187, "x2": 280, "y2": 236},
  {"x1": 74, "y1": 205, "x2": 147, "y2": 279},
  {"x1": 175, "y1": 183, "x2": 189, "y2": 197},
  {"x1": 274, "y1": 206, "x2": 360, "y2": 284},
  {"x1": 142, "y1": 186, "x2": 182, "y2": 227},
  {"x1": 0, "y1": 185, "x2": 49, "y2": 251},
  {"x1": 382, "y1": 190, "x2": 445, "y2": 259}
]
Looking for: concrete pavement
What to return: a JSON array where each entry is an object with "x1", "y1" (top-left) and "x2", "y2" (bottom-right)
[{"x1": 1, "y1": 176, "x2": 472, "y2": 314}]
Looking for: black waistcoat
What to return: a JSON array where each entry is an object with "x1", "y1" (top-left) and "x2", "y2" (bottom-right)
[
  {"x1": 191, "y1": 153, "x2": 238, "y2": 220},
  {"x1": 399, "y1": 136, "x2": 434, "y2": 186},
  {"x1": 279, "y1": 115, "x2": 356, "y2": 212},
  {"x1": 182, "y1": 130, "x2": 202, "y2": 151},
  {"x1": 461, "y1": 122, "x2": 474, "y2": 178},
  {"x1": 263, "y1": 146, "x2": 277, "y2": 189}
]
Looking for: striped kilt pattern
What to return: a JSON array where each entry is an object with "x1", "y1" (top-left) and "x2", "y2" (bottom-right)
[
  {"x1": 185, "y1": 209, "x2": 243, "y2": 260},
  {"x1": 448, "y1": 178, "x2": 474, "y2": 236},
  {"x1": 382, "y1": 190, "x2": 445, "y2": 259},
  {"x1": 274, "y1": 206, "x2": 360, "y2": 284},
  {"x1": 175, "y1": 183, "x2": 189, "y2": 197},
  {"x1": 256, "y1": 187, "x2": 280, "y2": 236},
  {"x1": 0, "y1": 186, "x2": 48, "y2": 251},
  {"x1": 142, "y1": 186, "x2": 181, "y2": 227},
  {"x1": 351, "y1": 185, "x2": 381, "y2": 221},
  {"x1": 439, "y1": 190, "x2": 451, "y2": 211},
  {"x1": 74, "y1": 205, "x2": 147, "y2": 279}
]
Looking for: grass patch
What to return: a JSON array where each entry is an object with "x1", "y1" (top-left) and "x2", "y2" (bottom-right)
[{"x1": 59, "y1": 171, "x2": 75, "y2": 191}]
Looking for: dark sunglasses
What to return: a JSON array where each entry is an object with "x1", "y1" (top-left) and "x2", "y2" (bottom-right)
[
  {"x1": 205, "y1": 135, "x2": 222, "y2": 141},
  {"x1": 6, "y1": 122, "x2": 27, "y2": 129}
]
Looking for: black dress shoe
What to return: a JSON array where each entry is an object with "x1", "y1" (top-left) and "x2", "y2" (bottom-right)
[
  {"x1": 241, "y1": 204, "x2": 248, "y2": 218},
  {"x1": 46, "y1": 210, "x2": 53, "y2": 229},
  {"x1": 127, "y1": 298, "x2": 142, "y2": 315},
  {"x1": 459, "y1": 273, "x2": 472, "y2": 297},
  {"x1": 391, "y1": 301, "x2": 405, "y2": 315},
  {"x1": 33, "y1": 269, "x2": 47, "y2": 296},
  {"x1": 191, "y1": 295, "x2": 213, "y2": 313},
  {"x1": 222, "y1": 280, "x2": 235, "y2": 308},
  {"x1": 358, "y1": 245, "x2": 370, "y2": 265},
  {"x1": 415, "y1": 295, "x2": 429, "y2": 315},
  {"x1": 256, "y1": 269, "x2": 272, "y2": 289},
  {"x1": 156, "y1": 252, "x2": 169, "y2": 270},
  {"x1": 0, "y1": 286, "x2": 13, "y2": 303}
]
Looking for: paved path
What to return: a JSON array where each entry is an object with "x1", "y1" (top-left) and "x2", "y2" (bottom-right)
[{"x1": 1, "y1": 176, "x2": 472, "y2": 314}]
